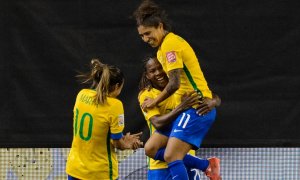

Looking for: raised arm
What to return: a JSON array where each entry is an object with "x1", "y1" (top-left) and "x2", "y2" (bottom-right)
[{"x1": 142, "y1": 69, "x2": 181, "y2": 110}]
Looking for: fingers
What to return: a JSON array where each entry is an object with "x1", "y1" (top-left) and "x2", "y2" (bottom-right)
[
  {"x1": 197, "y1": 107, "x2": 210, "y2": 115},
  {"x1": 132, "y1": 140, "x2": 143, "y2": 150},
  {"x1": 132, "y1": 132, "x2": 143, "y2": 137}
]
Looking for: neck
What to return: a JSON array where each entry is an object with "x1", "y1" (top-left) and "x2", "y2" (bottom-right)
[{"x1": 159, "y1": 31, "x2": 169, "y2": 47}]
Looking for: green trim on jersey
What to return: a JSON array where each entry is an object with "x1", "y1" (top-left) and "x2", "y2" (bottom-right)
[
  {"x1": 147, "y1": 123, "x2": 153, "y2": 169},
  {"x1": 183, "y1": 63, "x2": 203, "y2": 97},
  {"x1": 106, "y1": 131, "x2": 113, "y2": 180},
  {"x1": 74, "y1": 109, "x2": 79, "y2": 136}
]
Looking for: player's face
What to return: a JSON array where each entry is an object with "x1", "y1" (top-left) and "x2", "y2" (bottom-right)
[
  {"x1": 146, "y1": 58, "x2": 168, "y2": 91},
  {"x1": 137, "y1": 23, "x2": 165, "y2": 48}
]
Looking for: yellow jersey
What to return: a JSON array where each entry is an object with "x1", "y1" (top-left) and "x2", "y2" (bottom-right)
[
  {"x1": 138, "y1": 88, "x2": 196, "y2": 170},
  {"x1": 157, "y1": 32, "x2": 212, "y2": 106},
  {"x1": 66, "y1": 89, "x2": 124, "y2": 180}
]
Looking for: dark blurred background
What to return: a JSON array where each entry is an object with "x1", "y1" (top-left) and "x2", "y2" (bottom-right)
[{"x1": 1, "y1": 0, "x2": 299, "y2": 147}]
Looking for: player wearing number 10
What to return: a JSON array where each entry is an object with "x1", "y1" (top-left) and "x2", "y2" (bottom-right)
[{"x1": 66, "y1": 59, "x2": 143, "y2": 180}]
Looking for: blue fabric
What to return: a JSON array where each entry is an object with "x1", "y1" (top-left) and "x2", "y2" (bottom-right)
[
  {"x1": 154, "y1": 148, "x2": 209, "y2": 172},
  {"x1": 168, "y1": 160, "x2": 189, "y2": 180},
  {"x1": 169, "y1": 108, "x2": 216, "y2": 149},
  {"x1": 110, "y1": 132, "x2": 123, "y2": 140},
  {"x1": 154, "y1": 148, "x2": 165, "y2": 161},
  {"x1": 183, "y1": 154, "x2": 209, "y2": 171},
  {"x1": 67, "y1": 175, "x2": 80, "y2": 180},
  {"x1": 148, "y1": 169, "x2": 172, "y2": 180}
]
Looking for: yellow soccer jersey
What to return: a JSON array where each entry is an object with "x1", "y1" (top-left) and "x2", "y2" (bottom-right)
[
  {"x1": 138, "y1": 88, "x2": 196, "y2": 170},
  {"x1": 157, "y1": 32, "x2": 212, "y2": 105},
  {"x1": 66, "y1": 89, "x2": 124, "y2": 180}
]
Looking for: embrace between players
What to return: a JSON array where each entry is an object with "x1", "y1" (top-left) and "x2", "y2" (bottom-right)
[{"x1": 66, "y1": 0, "x2": 222, "y2": 180}]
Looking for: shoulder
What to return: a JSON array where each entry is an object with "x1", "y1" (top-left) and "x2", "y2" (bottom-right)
[
  {"x1": 107, "y1": 97, "x2": 123, "y2": 108},
  {"x1": 138, "y1": 88, "x2": 158, "y2": 98},
  {"x1": 166, "y1": 33, "x2": 185, "y2": 43},
  {"x1": 76, "y1": 89, "x2": 94, "y2": 99},
  {"x1": 138, "y1": 89, "x2": 151, "y2": 102},
  {"x1": 161, "y1": 33, "x2": 186, "y2": 50}
]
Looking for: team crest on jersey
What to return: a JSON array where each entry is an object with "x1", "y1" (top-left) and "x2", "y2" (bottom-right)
[
  {"x1": 118, "y1": 114, "x2": 124, "y2": 126},
  {"x1": 166, "y1": 51, "x2": 176, "y2": 63}
]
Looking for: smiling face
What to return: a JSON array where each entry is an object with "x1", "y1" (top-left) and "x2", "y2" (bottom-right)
[
  {"x1": 137, "y1": 23, "x2": 165, "y2": 48},
  {"x1": 145, "y1": 58, "x2": 168, "y2": 91}
]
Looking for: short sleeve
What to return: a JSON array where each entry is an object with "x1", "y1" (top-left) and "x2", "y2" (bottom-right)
[
  {"x1": 138, "y1": 90, "x2": 160, "y2": 122},
  {"x1": 161, "y1": 36, "x2": 184, "y2": 72},
  {"x1": 109, "y1": 100, "x2": 124, "y2": 140}
]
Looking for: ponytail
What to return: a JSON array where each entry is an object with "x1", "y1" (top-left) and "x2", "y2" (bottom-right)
[{"x1": 77, "y1": 58, "x2": 124, "y2": 105}]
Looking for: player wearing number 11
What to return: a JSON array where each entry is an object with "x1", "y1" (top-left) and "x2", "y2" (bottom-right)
[
  {"x1": 66, "y1": 59, "x2": 143, "y2": 180},
  {"x1": 133, "y1": 1, "x2": 221, "y2": 179}
]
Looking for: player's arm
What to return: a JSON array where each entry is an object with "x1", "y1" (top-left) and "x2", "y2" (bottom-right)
[
  {"x1": 113, "y1": 132, "x2": 143, "y2": 150},
  {"x1": 150, "y1": 91, "x2": 199, "y2": 130},
  {"x1": 142, "y1": 69, "x2": 181, "y2": 109}
]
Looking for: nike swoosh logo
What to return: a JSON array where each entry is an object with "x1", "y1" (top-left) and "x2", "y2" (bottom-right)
[
  {"x1": 173, "y1": 129, "x2": 183, "y2": 132},
  {"x1": 172, "y1": 175, "x2": 178, "y2": 179}
]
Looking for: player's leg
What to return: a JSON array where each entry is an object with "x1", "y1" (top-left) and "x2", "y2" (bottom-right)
[
  {"x1": 165, "y1": 108, "x2": 219, "y2": 180},
  {"x1": 164, "y1": 137, "x2": 191, "y2": 180},
  {"x1": 144, "y1": 131, "x2": 168, "y2": 159},
  {"x1": 153, "y1": 147, "x2": 211, "y2": 172}
]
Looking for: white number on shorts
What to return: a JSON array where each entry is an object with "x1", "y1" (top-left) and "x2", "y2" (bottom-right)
[{"x1": 177, "y1": 113, "x2": 190, "y2": 128}]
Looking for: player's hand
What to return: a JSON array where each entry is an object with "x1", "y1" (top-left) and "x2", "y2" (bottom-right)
[
  {"x1": 179, "y1": 91, "x2": 200, "y2": 110},
  {"x1": 132, "y1": 139, "x2": 143, "y2": 150},
  {"x1": 196, "y1": 97, "x2": 217, "y2": 115},
  {"x1": 141, "y1": 97, "x2": 156, "y2": 111},
  {"x1": 124, "y1": 132, "x2": 143, "y2": 150}
]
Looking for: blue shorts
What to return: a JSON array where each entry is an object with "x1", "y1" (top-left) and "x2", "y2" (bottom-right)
[
  {"x1": 158, "y1": 108, "x2": 216, "y2": 149},
  {"x1": 147, "y1": 168, "x2": 200, "y2": 180},
  {"x1": 148, "y1": 169, "x2": 172, "y2": 180},
  {"x1": 67, "y1": 175, "x2": 80, "y2": 180}
]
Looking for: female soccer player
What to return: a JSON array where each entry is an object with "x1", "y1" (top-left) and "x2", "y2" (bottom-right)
[
  {"x1": 133, "y1": 1, "x2": 221, "y2": 179},
  {"x1": 138, "y1": 56, "x2": 221, "y2": 180},
  {"x1": 66, "y1": 59, "x2": 143, "y2": 180}
]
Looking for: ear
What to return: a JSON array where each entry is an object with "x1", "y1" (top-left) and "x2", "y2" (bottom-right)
[
  {"x1": 158, "y1": 22, "x2": 164, "y2": 30},
  {"x1": 115, "y1": 82, "x2": 124, "y2": 90},
  {"x1": 145, "y1": 73, "x2": 151, "y2": 80},
  {"x1": 114, "y1": 83, "x2": 121, "y2": 89}
]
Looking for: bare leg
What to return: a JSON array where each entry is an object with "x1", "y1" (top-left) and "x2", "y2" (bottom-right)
[
  {"x1": 164, "y1": 137, "x2": 192, "y2": 163},
  {"x1": 144, "y1": 132, "x2": 168, "y2": 158}
]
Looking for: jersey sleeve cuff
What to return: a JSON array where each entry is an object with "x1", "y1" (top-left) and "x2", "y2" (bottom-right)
[{"x1": 111, "y1": 132, "x2": 123, "y2": 140}]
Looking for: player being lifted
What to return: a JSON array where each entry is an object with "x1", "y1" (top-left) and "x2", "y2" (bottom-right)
[
  {"x1": 133, "y1": 1, "x2": 221, "y2": 179},
  {"x1": 139, "y1": 56, "x2": 221, "y2": 180}
]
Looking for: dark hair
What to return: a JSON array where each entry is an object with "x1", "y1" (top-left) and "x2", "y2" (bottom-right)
[
  {"x1": 133, "y1": 0, "x2": 171, "y2": 31},
  {"x1": 138, "y1": 54, "x2": 156, "y2": 91},
  {"x1": 77, "y1": 58, "x2": 124, "y2": 105}
]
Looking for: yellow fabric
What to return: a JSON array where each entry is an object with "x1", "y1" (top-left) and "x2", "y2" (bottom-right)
[
  {"x1": 138, "y1": 88, "x2": 195, "y2": 170},
  {"x1": 66, "y1": 89, "x2": 124, "y2": 180},
  {"x1": 157, "y1": 32, "x2": 212, "y2": 106}
]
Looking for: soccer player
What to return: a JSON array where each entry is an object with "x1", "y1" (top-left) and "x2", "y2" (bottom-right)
[
  {"x1": 66, "y1": 59, "x2": 143, "y2": 180},
  {"x1": 138, "y1": 56, "x2": 221, "y2": 180},
  {"x1": 133, "y1": 1, "x2": 221, "y2": 179}
]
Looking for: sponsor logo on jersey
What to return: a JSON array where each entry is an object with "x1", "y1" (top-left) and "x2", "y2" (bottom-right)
[{"x1": 166, "y1": 51, "x2": 176, "y2": 63}]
